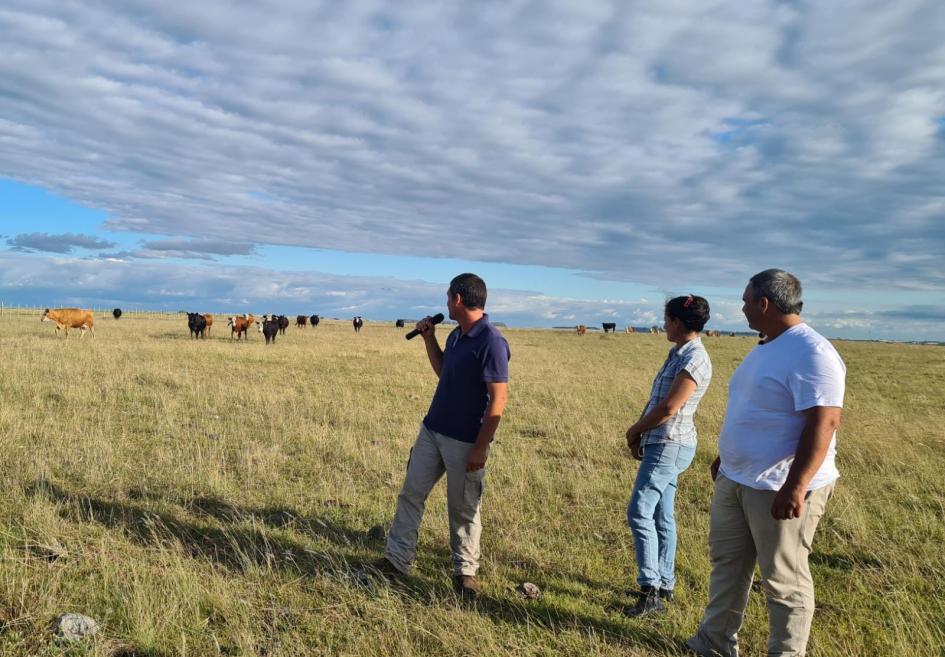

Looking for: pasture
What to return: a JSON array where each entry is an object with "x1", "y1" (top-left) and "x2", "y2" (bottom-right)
[{"x1": 0, "y1": 311, "x2": 942, "y2": 656}]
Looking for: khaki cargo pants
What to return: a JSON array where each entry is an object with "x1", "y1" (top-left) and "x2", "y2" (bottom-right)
[
  {"x1": 688, "y1": 475, "x2": 834, "y2": 657},
  {"x1": 385, "y1": 424, "x2": 485, "y2": 577}
]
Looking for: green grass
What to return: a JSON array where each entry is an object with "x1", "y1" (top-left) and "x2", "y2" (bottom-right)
[{"x1": 0, "y1": 311, "x2": 942, "y2": 656}]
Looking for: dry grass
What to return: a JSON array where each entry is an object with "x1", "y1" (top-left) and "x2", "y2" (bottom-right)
[{"x1": 0, "y1": 311, "x2": 942, "y2": 656}]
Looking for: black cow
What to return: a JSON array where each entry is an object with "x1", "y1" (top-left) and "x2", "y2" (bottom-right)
[
  {"x1": 296, "y1": 315, "x2": 307, "y2": 327},
  {"x1": 602, "y1": 322, "x2": 617, "y2": 333},
  {"x1": 395, "y1": 319, "x2": 405, "y2": 328},
  {"x1": 257, "y1": 318, "x2": 279, "y2": 344},
  {"x1": 310, "y1": 314, "x2": 319, "y2": 327},
  {"x1": 353, "y1": 316, "x2": 363, "y2": 333},
  {"x1": 277, "y1": 315, "x2": 289, "y2": 335},
  {"x1": 187, "y1": 312, "x2": 207, "y2": 339},
  {"x1": 113, "y1": 308, "x2": 122, "y2": 320}
]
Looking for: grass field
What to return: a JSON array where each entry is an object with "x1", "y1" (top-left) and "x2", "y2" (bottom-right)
[{"x1": 0, "y1": 311, "x2": 942, "y2": 656}]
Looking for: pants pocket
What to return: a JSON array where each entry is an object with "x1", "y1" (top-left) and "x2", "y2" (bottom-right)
[{"x1": 463, "y1": 469, "x2": 485, "y2": 509}]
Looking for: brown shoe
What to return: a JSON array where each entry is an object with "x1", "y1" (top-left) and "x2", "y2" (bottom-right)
[{"x1": 453, "y1": 574, "x2": 483, "y2": 598}]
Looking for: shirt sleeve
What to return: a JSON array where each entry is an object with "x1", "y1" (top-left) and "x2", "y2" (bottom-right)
[
  {"x1": 787, "y1": 344, "x2": 846, "y2": 411},
  {"x1": 481, "y1": 335, "x2": 510, "y2": 383},
  {"x1": 680, "y1": 350, "x2": 712, "y2": 387}
]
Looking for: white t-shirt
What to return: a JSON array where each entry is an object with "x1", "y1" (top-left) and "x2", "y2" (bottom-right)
[{"x1": 718, "y1": 323, "x2": 846, "y2": 491}]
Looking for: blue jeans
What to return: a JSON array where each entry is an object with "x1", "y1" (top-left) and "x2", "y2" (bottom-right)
[{"x1": 627, "y1": 441, "x2": 697, "y2": 590}]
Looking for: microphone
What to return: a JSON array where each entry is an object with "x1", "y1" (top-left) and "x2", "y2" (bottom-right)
[{"x1": 406, "y1": 313, "x2": 444, "y2": 340}]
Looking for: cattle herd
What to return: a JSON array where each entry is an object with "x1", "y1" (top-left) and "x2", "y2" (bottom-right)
[{"x1": 40, "y1": 308, "x2": 731, "y2": 341}]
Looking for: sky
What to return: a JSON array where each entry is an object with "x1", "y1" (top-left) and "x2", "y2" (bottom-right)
[{"x1": 1, "y1": 1, "x2": 943, "y2": 341}]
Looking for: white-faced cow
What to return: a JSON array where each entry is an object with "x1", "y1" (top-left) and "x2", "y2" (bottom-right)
[
  {"x1": 353, "y1": 316, "x2": 363, "y2": 333},
  {"x1": 257, "y1": 317, "x2": 279, "y2": 344},
  {"x1": 228, "y1": 314, "x2": 255, "y2": 340},
  {"x1": 42, "y1": 308, "x2": 95, "y2": 337}
]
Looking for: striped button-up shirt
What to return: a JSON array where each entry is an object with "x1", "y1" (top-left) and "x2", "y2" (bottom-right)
[{"x1": 640, "y1": 338, "x2": 713, "y2": 447}]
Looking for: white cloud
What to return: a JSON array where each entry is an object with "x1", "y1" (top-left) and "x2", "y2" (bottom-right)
[{"x1": 0, "y1": 0, "x2": 943, "y2": 329}]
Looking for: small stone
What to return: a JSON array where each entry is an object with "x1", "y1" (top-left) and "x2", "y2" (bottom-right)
[
  {"x1": 52, "y1": 612, "x2": 99, "y2": 641},
  {"x1": 367, "y1": 525, "x2": 386, "y2": 541},
  {"x1": 515, "y1": 582, "x2": 541, "y2": 600}
]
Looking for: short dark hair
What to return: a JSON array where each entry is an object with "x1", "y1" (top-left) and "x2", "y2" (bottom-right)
[
  {"x1": 665, "y1": 295, "x2": 710, "y2": 332},
  {"x1": 749, "y1": 269, "x2": 803, "y2": 315},
  {"x1": 449, "y1": 273, "x2": 487, "y2": 309}
]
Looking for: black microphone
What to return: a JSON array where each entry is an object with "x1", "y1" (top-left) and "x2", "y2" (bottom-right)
[{"x1": 406, "y1": 313, "x2": 444, "y2": 340}]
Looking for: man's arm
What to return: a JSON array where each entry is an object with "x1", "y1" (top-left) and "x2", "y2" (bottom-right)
[
  {"x1": 770, "y1": 405, "x2": 842, "y2": 519},
  {"x1": 465, "y1": 381, "x2": 508, "y2": 471},
  {"x1": 415, "y1": 316, "x2": 444, "y2": 377}
]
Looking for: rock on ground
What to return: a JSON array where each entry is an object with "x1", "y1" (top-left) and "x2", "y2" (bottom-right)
[{"x1": 52, "y1": 612, "x2": 99, "y2": 641}]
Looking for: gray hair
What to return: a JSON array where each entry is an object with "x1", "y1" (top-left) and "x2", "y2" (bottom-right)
[{"x1": 748, "y1": 269, "x2": 803, "y2": 315}]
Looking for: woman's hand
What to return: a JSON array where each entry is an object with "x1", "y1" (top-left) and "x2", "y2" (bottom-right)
[{"x1": 626, "y1": 429, "x2": 644, "y2": 460}]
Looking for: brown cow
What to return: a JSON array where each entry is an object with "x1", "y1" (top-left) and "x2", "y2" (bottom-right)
[
  {"x1": 202, "y1": 314, "x2": 213, "y2": 337},
  {"x1": 228, "y1": 314, "x2": 255, "y2": 340},
  {"x1": 42, "y1": 308, "x2": 95, "y2": 337},
  {"x1": 577, "y1": 324, "x2": 587, "y2": 336}
]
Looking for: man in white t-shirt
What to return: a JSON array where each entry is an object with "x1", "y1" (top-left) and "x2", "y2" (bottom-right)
[{"x1": 687, "y1": 269, "x2": 845, "y2": 657}]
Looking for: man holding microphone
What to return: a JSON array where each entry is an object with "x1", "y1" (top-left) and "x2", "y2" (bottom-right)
[{"x1": 377, "y1": 273, "x2": 510, "y2": 598}]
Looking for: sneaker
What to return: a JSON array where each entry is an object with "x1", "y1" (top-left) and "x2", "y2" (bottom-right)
[
  {"x1": 626, "y1": 587, "x2": 674, "y2": 602},
  {"x1": 453, "y1": 574, "x2": 483, "y2": 598},
  {"x1": 623, "y1": 586, "x2": 666, "y2": 617}
]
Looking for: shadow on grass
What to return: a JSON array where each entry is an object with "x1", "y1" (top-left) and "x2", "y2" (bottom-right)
[
  {"x1": 25, "y1": 479, "x2": 373, "y2": 577},
  {"x1": 810, "y1": 551, "x2": 885, "y2": 571},
  {"x1": 27, "y1": 479, "x2": 687, "y2": 654},
  {"x1": 398, "y1": 569, "x2": 686, "y2": 655}
]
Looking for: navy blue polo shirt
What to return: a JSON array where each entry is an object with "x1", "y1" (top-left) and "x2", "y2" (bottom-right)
[{"x1": 422, "y1": 314, "x2": 510, "y2": 443}]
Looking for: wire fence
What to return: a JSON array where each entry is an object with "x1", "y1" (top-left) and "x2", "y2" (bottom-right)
[{"x1": 0, "y1": 303, "x2": 187, "y2": 320}]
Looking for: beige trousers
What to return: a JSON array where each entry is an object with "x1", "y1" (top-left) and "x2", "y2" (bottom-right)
[
  {"x1": 385, "y1": 424, "x2": 485, "y2": 576},
  {"x1": 688, "y1": 475, "x2": 834, "y2": 657}
]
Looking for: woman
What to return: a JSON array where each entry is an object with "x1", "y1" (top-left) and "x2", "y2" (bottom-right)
[{"x1": 624, "y1": 295, "x2": 712, "y2": 617}]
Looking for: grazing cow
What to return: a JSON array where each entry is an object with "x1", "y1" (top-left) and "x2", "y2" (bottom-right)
[
  {"x1": 257, "y1": 317, "x2": 279, "y2": 344},
  {"x1": 353, "y1": 316, "x2": 363, "y2": 333},
  {"x1": 228, "y1": 314, "x2": 255, "y2": 340},
  {"x1": 310, "y1": 314, "x2": 319, "y2": 328},
  {"x1": 202, "y1": 314, "x2": 213, "y2": 336},
  {"x1": 187, "y1": 312, "x2": 207, "y2": 339},
  {"x1": 602, "y1": 322, "x2": 617, "y2": 333},
  {"x1": 296, "y1": 315, "x2": 307, "y2": 328},
  {"x1": 395, "y1": 319, "x2": 405, "y2": 328},
  {"x1": 42, "y1": 308, "x2": 95, "y2": 337},
  {"x1": 277, "y1": 315, "x2": 289, "y2": 335},
  {"x1": 625, "y1": 326, "x2": 636, "y2": 334},
  {"x1": 577, "y1": 324, "x2": 587, "y2": 336},
  {"x1": 113, "y1": 308, "x2": 122, "y2": 320}
]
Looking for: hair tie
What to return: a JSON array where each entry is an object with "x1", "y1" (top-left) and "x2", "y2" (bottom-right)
[{"x1": 683, "y1": 295, "x2": 694, "y2": 308}]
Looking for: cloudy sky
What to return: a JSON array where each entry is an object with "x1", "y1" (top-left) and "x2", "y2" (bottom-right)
[{"x1": 1, "y1": 1, "x2": 943, "y2": 340}]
